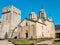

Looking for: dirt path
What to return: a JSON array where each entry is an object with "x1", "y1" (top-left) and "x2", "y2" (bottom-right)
[{"x1": 0, "y1": 40, "x2": 14, "y2": 45}]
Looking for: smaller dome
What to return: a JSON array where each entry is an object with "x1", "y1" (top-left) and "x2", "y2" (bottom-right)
[
  {"x1": 40, "y1": 9, "x2": 45, "y2": 12},
  {"x1": 30, "y1": 12, "x2": 36, "y2": 14}
]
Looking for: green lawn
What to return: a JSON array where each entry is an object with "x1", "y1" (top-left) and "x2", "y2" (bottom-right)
[
  {"x1": 15, "y1": 40, "x2": 35, "y2": 44},
  {"x1": 53, "y1": 40, "x2": 60, "y2": 45},
  {"x1": 8, "y1": 38, "x2": 52, "y2": 45},
  {"x1": 8, "y1": 39, "x2": 36, "y2": 45}
]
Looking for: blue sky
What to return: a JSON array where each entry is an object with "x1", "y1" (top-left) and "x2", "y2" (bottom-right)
[{"x1": 0, "y1": 0, "x2": 60, "y2": 25}]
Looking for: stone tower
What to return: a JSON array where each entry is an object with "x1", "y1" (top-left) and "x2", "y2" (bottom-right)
[
  {"x1": 30, "y1": 12, "x2": 37, "y2": 21},
  {"x1": 39, "y1": 9, "x2": 46, "y2": 19},
  {"x1": 2, "y1": 5, "x2": 21, "y2": 30},
  {"x1": 0, "y1": 6, "x2": 21, "y2": 38}
]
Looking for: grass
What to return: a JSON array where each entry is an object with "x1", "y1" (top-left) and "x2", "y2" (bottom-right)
[
  {"x1": 53, "y1": 40, "x2": 60, "y2": 45},
  {"x1": 8, "y1": 39, "x2": 35, "y2": 45},
  {"x1": 8, "y1": 38, "x2": 52, "y2": 45},
  {"x1": 14, "y1": 40, "x2": 34, "y2": 44}
]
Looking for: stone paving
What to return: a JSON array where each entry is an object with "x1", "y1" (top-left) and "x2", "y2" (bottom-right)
[
  {"x1": 35, "y1": 39, "x2": 54, "y2": 45},
  {"x1": 35, "y1": 38, "x2": 60, "y2": 45},
  {"x1": 0, "y1": 40, "x2": 14, "y2": 45}
]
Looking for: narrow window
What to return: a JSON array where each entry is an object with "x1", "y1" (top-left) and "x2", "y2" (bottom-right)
[
  {"x1": 42, "y1": 26, "x2": 43, "y2": 30},
  {"x1": 26, "y1": 22, "x2": 28, "y2": 26}
]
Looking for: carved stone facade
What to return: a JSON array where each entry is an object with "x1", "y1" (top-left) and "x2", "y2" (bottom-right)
[
  {"x1": 18, "y1": 18, "x2": 55, "y2": 39},
  {"x1": 18, "y1": 9, "x2": 55, "y2": 39}
]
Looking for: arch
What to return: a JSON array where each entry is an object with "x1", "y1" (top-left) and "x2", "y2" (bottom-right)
[
  {"x1": 14, "y1": 36, "x2": 17, "y2": 39},
  {"x1": 25, "y1": 33, "x2": 28, "y2": 38},
  {"x1": 5, "y1": 32, "x2": 8, "y2": 39}
]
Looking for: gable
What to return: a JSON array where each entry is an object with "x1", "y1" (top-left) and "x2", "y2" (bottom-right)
[{"x1": 20, "y1": 19, "x2": 35, "y2": 26}]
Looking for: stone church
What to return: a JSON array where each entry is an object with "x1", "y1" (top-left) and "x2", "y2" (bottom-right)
[{"x1": 0, "y1": 6, "x2": 55, "y2": 39}]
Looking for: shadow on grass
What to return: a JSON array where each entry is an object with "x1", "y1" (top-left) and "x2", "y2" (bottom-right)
[
  {"x1": 55, "y1": 40, "x2": 60, "y2": 42},
  {"x1": 14, "y1": 44, "x2": 49, "y2": 45},
  {"x1": 36, "y1": 44, "x2": 49, "y2": 45},
  {"x1": 53, "y1": 39, "x2": 60, "y2": 45},
  {"x1": 14, "y1": 43, "x2": 34, "y2": 45}
]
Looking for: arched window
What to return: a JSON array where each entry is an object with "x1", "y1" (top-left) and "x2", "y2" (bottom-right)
[
  {"x1": 42, "y1": 26, "x2": 43, "y2": 30},
  {"x1": 26, "y1": 22, "x2": 28, "y2": 26}
]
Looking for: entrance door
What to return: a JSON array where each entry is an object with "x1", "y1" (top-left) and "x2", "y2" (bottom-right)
[
  {"x1": 25, "y1": 33, "x2": 28, "y2": 38},
  {"x1": 14, "y1": 36, "x2": 17, "y2": 39}
]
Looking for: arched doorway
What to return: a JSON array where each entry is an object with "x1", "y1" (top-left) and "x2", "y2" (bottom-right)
[
  {"x1": 25, "y1": 30, "x2": 28, "y2": 38},
  {"x1": 14, "y1": 36, "x2": 17, "y2": 39},
  {"x1": 5, "y1": 32, "x2": 8, "y2": 39},
  {"x1": 25, "y1": 33, "x2": 28, "y2": 38}
]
